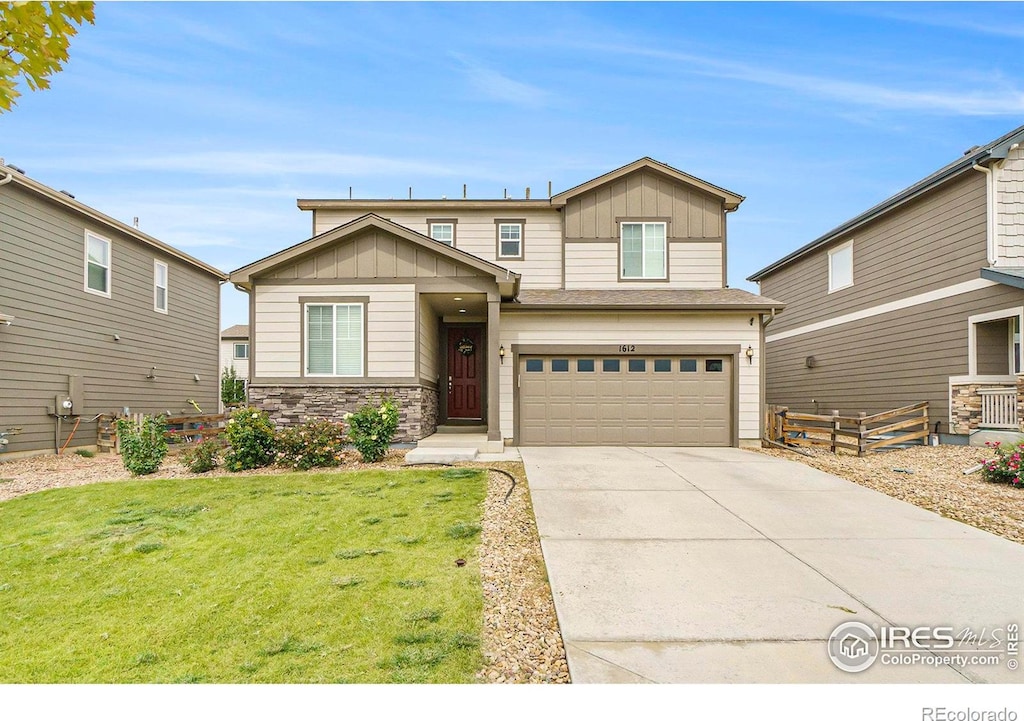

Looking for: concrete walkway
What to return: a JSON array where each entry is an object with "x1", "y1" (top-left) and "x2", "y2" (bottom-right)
[{"x1": 520, "y1": 446, "x2": 1024, "y2": 683}]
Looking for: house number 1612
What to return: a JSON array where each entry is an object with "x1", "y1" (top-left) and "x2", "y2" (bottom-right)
[{"x1": 619, "y1": 345, "x2": 636, "y2": 353}]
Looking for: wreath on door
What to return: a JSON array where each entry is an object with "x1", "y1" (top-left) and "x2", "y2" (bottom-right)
[{"x1": 456, "y1": 336, "x2": 476, "y2": 356}]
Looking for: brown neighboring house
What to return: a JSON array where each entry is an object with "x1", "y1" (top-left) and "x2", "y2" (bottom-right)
[
  {"x1": 0, "y1": 161, "x2": 227, "y2": 457},
  {"x1": 749, "y1": 125, "x2": 1024, "y2": 442},
  {"x1": 230, "y1": 158, "x2": 783, "y2": 449}
]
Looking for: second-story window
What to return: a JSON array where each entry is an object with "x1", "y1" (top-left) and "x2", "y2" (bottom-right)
[
  {"x1": 233, "y1": 342, "x2": 249, "y2": 360},
  {"x1": 85, "y1": 231, "x2": 111, "y2": 297},
  {"x1": 428, "y1": 221, "x2": 455, "y2": 247},
  {"x1": 496, "y1": 220, "x2": 524, "y2": 259},
  {"x1": 828, "y1": 241, "x2": 853, "y2": 292},
  {"x1": 154, "y1": 260, "x2": 168, "y2": 313},
  {"x1": 620, "y1": 222, "x2": 666, "y2": 279}
]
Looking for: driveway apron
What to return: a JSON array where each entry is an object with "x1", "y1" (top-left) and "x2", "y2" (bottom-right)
[{"x1": 520, "y1": 446, "x2": 1024, "y2": 683}]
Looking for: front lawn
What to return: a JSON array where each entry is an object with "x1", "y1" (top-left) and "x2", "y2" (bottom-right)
[{"x1": 0, "y1": 467, "x2": 487, "y2": 683}]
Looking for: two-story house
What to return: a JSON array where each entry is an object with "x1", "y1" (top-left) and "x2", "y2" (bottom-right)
[
  {"x1": 229, "y1": 158, "x2": 784, "y2": 449},
  {"x1": 749, "y1": 124, "x2": 1024, "y2": 443},
  {"x1": 0, "y1": 161, "x2": 226, "y2": 457},
  {"x1": 220, "y1": 324, "x2": 250, "y2": 381}
]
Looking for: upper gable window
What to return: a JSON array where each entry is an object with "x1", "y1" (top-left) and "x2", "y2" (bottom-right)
[
  {"x1": 428, "y1": 220, "x2": 455, "y2": 247},
  {"x1": 85, "y1": 231, "x2": 111, "y2": 297},
  {"x1": 496, "y1": 220, "x2": 524, "y2": 259},
  {"x1": 828, "y1": 241, "x2": 853, "y2": 292},
  {"x1": 154, "y1": 260, "x2": 168, "y2": 313},
  {"x1": 621, "y1": 222, "x2": 666, "y2": 279}
]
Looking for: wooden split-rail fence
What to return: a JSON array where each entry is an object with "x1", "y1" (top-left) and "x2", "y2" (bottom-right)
[
  {"x1": 764, "y1": 402, "x2": 930, "y2": 456},
  {"x1": 97, "y1": 413, "x2": 228, "y2": 454}
]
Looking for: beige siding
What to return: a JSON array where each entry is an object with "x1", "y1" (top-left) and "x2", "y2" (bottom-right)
[
  {"x1": 563, "y1": 170, "x2": 723, "y2": 240},
  {"x1": 0, "y1": 183, "x2": 221, "y2": 455},
  {"x1": 975, "y1": 319, "x2": 1010, "y2": 375},
  {"x1": 313, "y1": 209, "x2": 562, "y2": 289},
  {"x1": 564, "y1": 242, "x2": 723, "y2": 288},
  {"x1": 419, "y1": 297, "x2": 440, "y2": 384},
  {"x1": 996, "y1": 145, "x2": 1024, "y2": 264},
  {"x1": 498, "y1": 311, "x2": 760, "y2": 441},
  {"x1": 253, "y1": 283, "x2": 416, "y2": 378},
  {"x1": 760, "y1": 172, "x2": 988, "y2": 335},
  {"x1": 764, "y1": 283, "x2": 1024, "y2": 432},
  {"x1": 219, "y1": 340, "x2": 250, "y2": 380}
]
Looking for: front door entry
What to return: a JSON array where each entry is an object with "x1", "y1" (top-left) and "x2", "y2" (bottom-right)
[{"x1": 447, "y1": 326, "x2": 483, "y2": 420}]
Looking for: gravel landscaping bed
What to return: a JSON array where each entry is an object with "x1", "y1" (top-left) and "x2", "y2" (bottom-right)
[{"x1": 752, "y1": 444, "x2": 1024, "y2": 544}]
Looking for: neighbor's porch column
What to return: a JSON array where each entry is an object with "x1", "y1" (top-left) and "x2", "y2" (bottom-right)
[{"x1": 487, "y1": 298, "x2": 501, "y2": 442}]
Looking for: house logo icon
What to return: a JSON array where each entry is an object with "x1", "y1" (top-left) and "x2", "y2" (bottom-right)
[{"x1": 828, "y1": 621, "x2": 879, "y2": 673}]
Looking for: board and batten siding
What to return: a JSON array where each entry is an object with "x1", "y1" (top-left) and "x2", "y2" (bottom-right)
[
  {"x1": 764, "y1": 283, "x2": 1024, "y2": 431},
  {"x1": 760, "y1": 171, "x2": 988, "y2": 336},
  {"x1": 498, "y1": 312, "x2": 760, "y2": 442},
  {"x1": 0, "y1": 183, "x2": 221, "y2": 454},
  {"x1": 253, "y1": 283, "x2": 416, "y2": 379},
  {"x1": 996, "y1": 145, "x2": 1024, "y2": 264},
  {"x1": 564, "y1": 241, "x2": 723, "y2": 289},
  {"x1": 312, "y1": 210, "x2": 562, "y2": 289},
  {"x1": 563, "y1": 169, "x2": 724, "y2": 240}
]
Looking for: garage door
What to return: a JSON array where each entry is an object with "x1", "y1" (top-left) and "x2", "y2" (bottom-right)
[{"x1": 518, "y1": 355, "x2": 732, "y2": 446}]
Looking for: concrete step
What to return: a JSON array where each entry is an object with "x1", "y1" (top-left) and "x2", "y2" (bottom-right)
[{"x1": 405, "y1": 447, "x2": 478, "y2": 465}]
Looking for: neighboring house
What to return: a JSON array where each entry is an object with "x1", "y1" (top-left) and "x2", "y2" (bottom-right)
[
  {"x1": 749, "y1": 124, "x2": 1024, "y2": 442},
  {"x1": 230, "y1": 158, "x2": 784, "y2": 448},
  {"x1": 220, "y1": 324, "x2": 250, "y2": 380},
  {"x1": 0, "y1": 161, "x2": 227, "y2": 457}
]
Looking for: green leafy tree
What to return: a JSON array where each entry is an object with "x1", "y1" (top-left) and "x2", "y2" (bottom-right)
[
  {"x1": 0, "y1": 1, "x2": 95, "y2": 112},
  {"x1": 221, "y1": 366, "x2": 246, "y2": 407}
]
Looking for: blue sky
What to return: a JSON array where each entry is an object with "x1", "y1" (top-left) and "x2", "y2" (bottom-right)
[{"x1": 3, "y1": 1, "x2": 1024, "y2": 327}]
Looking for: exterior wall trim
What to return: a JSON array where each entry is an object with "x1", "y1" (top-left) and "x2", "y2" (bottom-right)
[
  {"x1": 766, "y1": 278, "x2": 999, "y2": 343},
  {"x1": 251, "y1": 377, "x2": 435, "y2": 388}
]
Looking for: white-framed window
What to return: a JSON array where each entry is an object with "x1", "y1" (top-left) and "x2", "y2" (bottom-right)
[
  {"x1": 429, "y1": 222, "x2": 455, "y2": 246},
  {"x1": 84, "y1": 231, "x2": 111, "y2": 297},
  {"x1": 497, "y1": 222, "x2": 523, "y2": 259},
  {"x1": 828, "y1": 241, "x2": 854, "y2": 292},
  {"x1": 306, "y1": 303, "x2": 364, "y2": 377},
  {"x1": 233, "y1": 342, "x2": 249, "y2": 360},
  {"x1": 620, "y1": 222, "x2": 666, "y2": 279},
  {"x1": 154, "y1": 260, "x2": 168, "y2": 313},
  {"x1": 967, "y1": 307, "x2": 1024, "y2": 376}
]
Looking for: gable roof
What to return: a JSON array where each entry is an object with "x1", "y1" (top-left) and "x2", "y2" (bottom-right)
[
  {"x1": 229, "y1": 213, "x2": 521, "y2": 293},
  {"x1": 0, "y1": 162, "x2": 227, "y2": 280},
  {"x1": 748, "y1": 124, "x2": 1024, "y2": 282},
  {"x1": 221, "y1": 324, "x2": 249, "y2": 340},
  {"x1": 550, "y1": 157, "x2": 745, "y2": 210}
]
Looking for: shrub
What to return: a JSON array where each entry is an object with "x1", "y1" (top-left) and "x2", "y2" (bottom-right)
[
  {"x1": 276, "y1": 418, "x2": 347, "y2": 470},
  {"x1": 223, "y1": 407, "x2": 276, "y2": 471},
  {"x1": 116, "y1": 415, "x2": 168, "y2": 476},
  {"x1": 73, "y1": 448, "x2": 95, "y2": 458},
  {"x1": 221, "y1": 366, "x2": 246, "y2": 407},
  {"x1": 980, "y1": 441, "x2": 1024, "y2": 487},
  {"x1": 180, "y1": 438, "x2": 221, "y2": 473},
  {"x1": 346, "y1": 397, "x2": 399, "y2": 463}
]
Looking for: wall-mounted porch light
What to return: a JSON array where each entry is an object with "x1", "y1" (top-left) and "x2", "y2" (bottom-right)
[
  {"x1": 745, "y1": 346, "x2": 754, "y2": 364},
  {"x1": 499, "y1": 345, "x2": 506, "y2": 364}
]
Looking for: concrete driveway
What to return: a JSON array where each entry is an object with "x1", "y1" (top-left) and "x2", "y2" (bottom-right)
[{"x1": 520, "y1": 446, "x2": 1024, "y2": 683}]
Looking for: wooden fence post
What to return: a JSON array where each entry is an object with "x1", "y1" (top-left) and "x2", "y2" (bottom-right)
[
  {"x1": 857, "y1": 412, "x2": 867, "y2": 457},
  {"x1": 831, "y1": 410, "x2": 840, "y2": 454}
]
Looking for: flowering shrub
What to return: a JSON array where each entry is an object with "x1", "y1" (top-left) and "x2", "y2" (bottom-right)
[
  {"x1": 180, "y1": 438, "x2": 222, "y2": 473},
  {"x1": 223, "y1": 407, "x2": 277, "y2": 471},
  {"x1": 276, "y1": 418, "x2": 347, "y2": 470},
  {"x1": 116, "y1": 414, "x2": 168, "y2": 476},
  {"x1": 346, "y1": 397, "x2": 399, "y2": 463},
  {"x1": 979, "y1": 440, "x2": 1024, "y2": 487}
]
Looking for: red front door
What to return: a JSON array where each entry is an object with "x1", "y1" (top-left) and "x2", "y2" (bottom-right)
[{"x1": 447, "y1": 326, "x2": 483, "y2": 420}]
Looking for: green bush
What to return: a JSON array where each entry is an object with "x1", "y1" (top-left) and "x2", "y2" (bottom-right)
[
  {"x1": 221, "y1": 367, "x2": 246, "y2": 407},
  {"x1": 980, "y1": 441, "x2": 1024, "y2": 488},
  {"x1": 180, "y1": 438, "x2": 221, "y2": 473},
  {"x1": 223, "y1": 407, "x2": 276, "y2": 471},
  {"x1": 276, "y1": 419, "x2": 347, "y2": 470},
  {"x1": 116, "y1": 415, "x2": 168, "y2": 476},
  {"x1": 73, "y1": 448, "x2": 95, "y2": 458},
  {"x1": 346, "y1": 397, "x2": 399, "y2": 463}
]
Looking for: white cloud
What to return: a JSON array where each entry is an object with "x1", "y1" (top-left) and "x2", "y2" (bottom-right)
[{"x1": 450, "y1": 53, "x2": 551, "y2": 108}]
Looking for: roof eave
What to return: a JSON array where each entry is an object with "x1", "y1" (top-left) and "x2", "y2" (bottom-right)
[{"x1": 501, "y1": 303, "x2": 785, "y2": 312}]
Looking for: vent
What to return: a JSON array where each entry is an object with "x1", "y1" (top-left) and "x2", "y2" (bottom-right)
[
  {"x1": 59, "y1": 190, "x2": 75, "y2": 199},
  {"x1": 7, "y1": 164, "x2": 25, "y2": 174}
]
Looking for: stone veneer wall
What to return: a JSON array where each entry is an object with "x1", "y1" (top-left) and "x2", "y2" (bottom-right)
[
  {"x1": 249, "y1": 384, "x2": 439, "y2": 443},
  {"x1": 950, "y1": 378, "x2": 1024, "y2": 435}
]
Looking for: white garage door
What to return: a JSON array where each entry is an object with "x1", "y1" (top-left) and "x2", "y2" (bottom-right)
[{"x1": 518, "y1": 355, "x2": 733, "y2": 446}]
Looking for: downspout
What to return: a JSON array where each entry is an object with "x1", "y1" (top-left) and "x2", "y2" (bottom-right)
[
  {"x1": 0, "y1": 172, "x2": 14, "y2": 187},
  {"x1": 972, "y1": 162, "x2": 997, "y2": 266},
  {"x1": 758, "y1": 307, "x2": 778, "y2": 441}
]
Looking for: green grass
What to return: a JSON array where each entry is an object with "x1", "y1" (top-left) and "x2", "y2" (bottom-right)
[{"x1": 0, "y1": 468, "x2": 487, "y2": 683}]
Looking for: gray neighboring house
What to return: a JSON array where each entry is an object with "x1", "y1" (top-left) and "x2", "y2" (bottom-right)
[
  {"x1": 220, "y1": 324, "x2": 250, "y2": 381},
  {"x1": 230, "y1": 158, "x2": 784, "y2": 449},
  {"x1": 749, "y1": 124, "x2": 1024, "y2": 442},
  {"x1": 0, "y1": 161, "x2": 227, "y2": 457}
]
